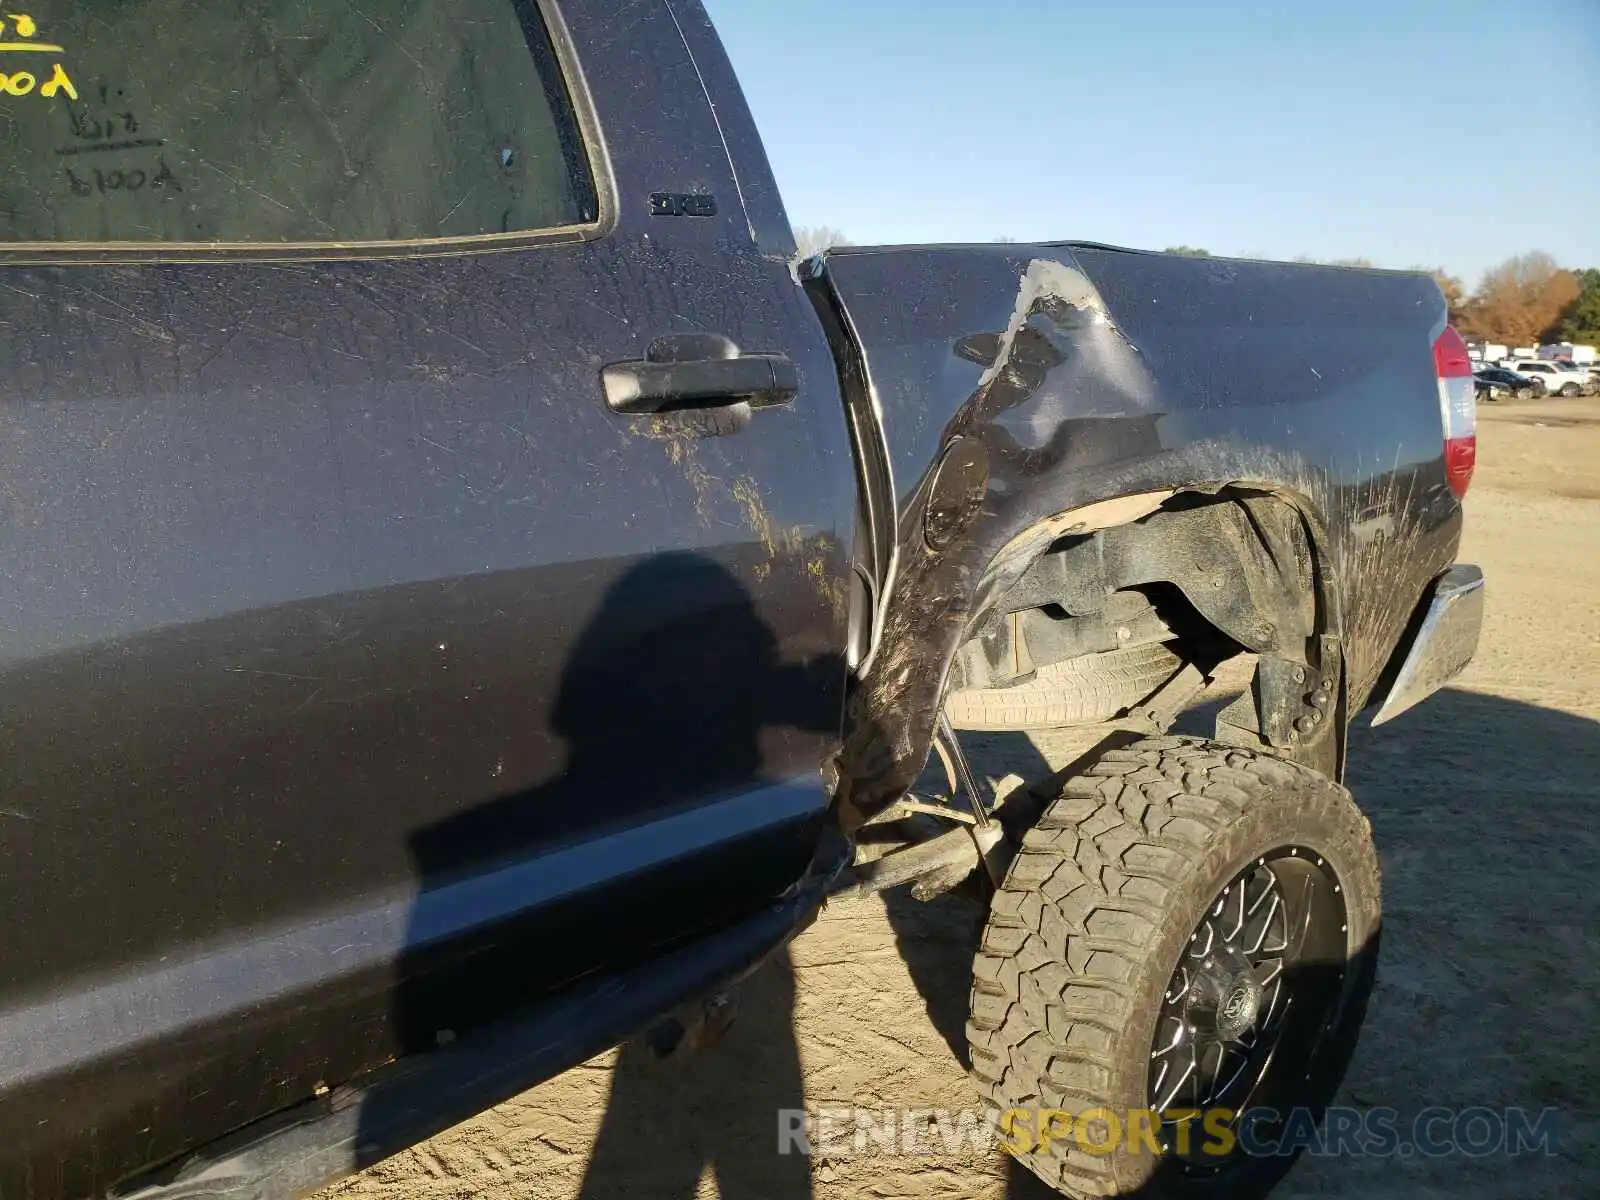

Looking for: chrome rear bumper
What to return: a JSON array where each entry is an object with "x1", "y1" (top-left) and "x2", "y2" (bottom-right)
[{"x1": 1370, "y1": 564, "x2": 1485, "y2": 725}]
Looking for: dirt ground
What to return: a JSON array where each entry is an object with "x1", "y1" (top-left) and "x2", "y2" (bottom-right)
[{"x1": 328, "y1": 395, "x2": 1600, "y2": 1200}]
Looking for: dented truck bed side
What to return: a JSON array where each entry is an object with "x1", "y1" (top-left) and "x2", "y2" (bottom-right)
[{"x1": 806, "y1": 244, "x2": 1464, "y2": 816}]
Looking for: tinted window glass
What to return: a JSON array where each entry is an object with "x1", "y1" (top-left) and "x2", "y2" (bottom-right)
[{"x1": 0, "y1": 0, "x2": 594, "y2": 244}]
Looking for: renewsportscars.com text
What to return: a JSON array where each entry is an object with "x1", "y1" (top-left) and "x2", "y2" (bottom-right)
[{"x1": 777, "y1": 1105, "x2": 1560, "y2": 1160}]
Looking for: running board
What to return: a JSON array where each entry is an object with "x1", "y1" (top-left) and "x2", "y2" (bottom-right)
[{"x1": 113, "y1": 838, "x2": 848, "y2": 1200}]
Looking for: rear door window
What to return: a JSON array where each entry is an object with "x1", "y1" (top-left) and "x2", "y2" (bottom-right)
[{"x1": 0, "y1": 0, "x2": 595, "y2": 245}]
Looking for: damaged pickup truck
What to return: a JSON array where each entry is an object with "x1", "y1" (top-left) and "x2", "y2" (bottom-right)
[{"x1": 0, "y1": 1, "x2": 1483, "y2": 1198}]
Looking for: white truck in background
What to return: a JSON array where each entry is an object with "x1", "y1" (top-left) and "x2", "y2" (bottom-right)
[{"x1": 1506, "y1": 359, "x2": 1596, "y2": 396}]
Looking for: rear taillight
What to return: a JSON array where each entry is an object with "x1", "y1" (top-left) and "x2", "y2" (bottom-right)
[{"x1": 1433, "y1": 326, "x2": 1476, "y2": 498}]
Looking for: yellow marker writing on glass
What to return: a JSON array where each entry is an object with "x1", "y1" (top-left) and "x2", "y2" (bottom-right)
[
  {"x1": 0, "y1": 62, "x2": 74, "y2": 97},
  {"x1": 0, "y1": 11, "x2": 74, "y2": 98},
  {"x1": 40, "y1": 60, "x2": 73, "y2": 97},
  {"x1": 0, "y1": 11, "x2": 59, "y2": 49}
]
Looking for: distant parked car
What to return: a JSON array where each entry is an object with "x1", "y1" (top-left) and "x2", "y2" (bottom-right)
[
  {"x1": 1505, "y1": 359, "x2": 1591, "y2": 397},
  {"x1": 1550, "y1": 362, "x2": 1600, "y2": 395},
  {"x1": 1474, "y1": 376, "x2": 1511, "y2": 402},
  {"x1": 1474, "y1": 366, "x2": 1541, "y2": 399}
]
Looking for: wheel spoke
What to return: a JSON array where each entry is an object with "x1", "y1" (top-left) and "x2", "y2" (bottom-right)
[
  {"x1": 1153, "y1": 1042, "x2": 1198, "y2": 1111},
  {"x1": 1261, "y1": 987, "x2": 1291, "y2": 1035},
  {"x1": 1212, "y1": 1043, "x2": 1253, "y2": 1099},
  {"x1": 1164, "y1": 965, "x2": 1191, "y2": 1004},
  {"x1": 1287, "y1": 872, "x2": 1318, "y2": 957},
  {"x1": 1247, "y1": 867, "x2": 1280, "y2": 916},
  {"x1": 1197, "y1": 1039, "x2": 1227, "y2": 1098},
  {"x1": 1245, "y1": 892, "x2": 1283, "y2": 954},
  {"x1": 1151, "y1": 1015, "x2": 1185, "y2": 1059},
  {"x1": 1222, "y1": 878, "x2": 1247, "y2": 943}
]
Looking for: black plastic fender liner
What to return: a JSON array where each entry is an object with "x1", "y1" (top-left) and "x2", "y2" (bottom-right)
[{"x1": 114, "y1": 834, "x2": 850, "y2": 1200}]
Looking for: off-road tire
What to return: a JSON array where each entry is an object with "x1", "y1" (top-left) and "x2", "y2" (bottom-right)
[
  {"x1": 943, "y1": 644, "x2": 1182, "y2": 731},
  {"x1": 966, "y1": 736, "x2": 1381, "y2": 1199}
]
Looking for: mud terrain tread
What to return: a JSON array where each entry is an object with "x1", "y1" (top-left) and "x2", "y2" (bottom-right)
[
  {"x1": 943, "y1": 644, "x2": 1183, "y2": 731},
  {"x1": 965, "y1": 735, "x2": 1380, "y2": 1199}
]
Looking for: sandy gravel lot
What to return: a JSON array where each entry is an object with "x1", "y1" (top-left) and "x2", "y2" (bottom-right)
[{"x1": 328, "y1": 395, "x2": 1600, "y2": 1200}]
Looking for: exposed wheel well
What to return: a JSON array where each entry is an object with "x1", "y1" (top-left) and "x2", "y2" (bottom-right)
[{"x1": 951, "y1": 487, "x2": 1345, "y2": 776}]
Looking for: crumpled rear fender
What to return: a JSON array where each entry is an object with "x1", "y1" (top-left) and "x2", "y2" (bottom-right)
[{"x1": 806, "y1": 244, "x2": 1462, "y2": 821}]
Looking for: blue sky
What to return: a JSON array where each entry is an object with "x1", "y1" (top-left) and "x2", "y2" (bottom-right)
[{"x1": 703, "y1": 0, "x2": 1599, "y2": 285}]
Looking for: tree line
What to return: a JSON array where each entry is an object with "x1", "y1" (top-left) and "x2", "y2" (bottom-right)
[
  {"x1": 796, "y1": 231, "x2": 1599, "y2": 349},
  {"x1": 1439, "y1": 255, "x2": 1599, "y2": 349}
]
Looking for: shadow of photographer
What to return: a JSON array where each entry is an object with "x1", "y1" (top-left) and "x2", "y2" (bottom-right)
[{"x1": 364, "y1": 550, "x2": 843, "y2": 1200}]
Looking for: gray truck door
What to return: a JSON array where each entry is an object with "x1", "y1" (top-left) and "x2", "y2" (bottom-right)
[{"x1": 0, "y1": 1, "x2": 852, "y2": 1194}]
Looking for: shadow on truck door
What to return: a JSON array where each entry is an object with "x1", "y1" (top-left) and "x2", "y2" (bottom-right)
[{"x1": 364, "y1": 551, "x2": 837, "y2": 1198}]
